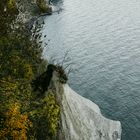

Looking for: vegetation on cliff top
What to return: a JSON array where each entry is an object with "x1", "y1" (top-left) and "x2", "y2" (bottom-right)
[
  {"x1": 36, "y1": 0, "x2": 52, "y2": 13},
  {"x1": 0, "y1": 0, "x2": 60, "y2": 139}
]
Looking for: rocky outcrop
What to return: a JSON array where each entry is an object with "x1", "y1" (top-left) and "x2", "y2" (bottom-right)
[
  {"x1": 31, "y1": 63, "x2": 122, "y2": 140},
  {"x1": 16, "y1": 0, "x2": 52, "y2": 23},
  {"x1": 49, "y1": 70, "x2": 122, "y2": 140},
  {"x1": 60, "y1": 84, "x2": 121, "y2": 140}
]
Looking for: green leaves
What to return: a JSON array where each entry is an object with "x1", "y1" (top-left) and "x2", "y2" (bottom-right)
[
  {"x1": 0, "y1": 1, "x2": 61, "y2": 139},
  {"x1": 43, "y1": 91, "x2": 60, "y2": 135},
  {"x1": 0, "y1": 0, "x2": 18, "y2": 36},
  {"x1": 29, "y1": 90, "x2": 60, "y2": 139}
]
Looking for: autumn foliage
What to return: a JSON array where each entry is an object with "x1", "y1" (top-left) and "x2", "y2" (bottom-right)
[
  {"x1": 0, "y1": 0, "x2": 60, "y2": 140},
  {"x1": 0, "y1": 102, "x2": 32, "y2": 140}
]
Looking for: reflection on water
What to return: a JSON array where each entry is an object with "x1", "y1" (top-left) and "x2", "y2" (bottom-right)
[{"x1": 42, "y1": 0, "x2": 140, "y2": 139}]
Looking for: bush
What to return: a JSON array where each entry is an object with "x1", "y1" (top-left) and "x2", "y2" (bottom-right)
[
  {"x1": 29, "y1": 90, "x2": 60, "y2": 139},
  {"x1": 36, "y1": 0, "x2": 52, "y2": 13},
  {"x1": 0, "y1": 1, "x2": 60, "y2": 139},
  {"x1": 0, "y1": 102, "x2": 32, "y2": 140}
]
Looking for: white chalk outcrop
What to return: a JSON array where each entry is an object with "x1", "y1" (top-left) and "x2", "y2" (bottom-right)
[{"x1": 60, "y1": 84, "x2": 121, "y2": 140}]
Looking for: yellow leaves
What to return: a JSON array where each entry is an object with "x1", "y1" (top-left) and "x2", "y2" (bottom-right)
[
  {"x1": 23, "y1": 63, "x2": 34, "y2": 80},
  {"x1": 42, "y1": 91, "x2": 60, "y2": 135},
  {"x1": 0, "y1": 78, "x2": 18, "y2": 96},
  {"x1": 36, "y1": 0, "x2": 48, "y2": 12},
  {"x1": 2, "y1": 50, "x2": 34, "y2": 80},
  {"x1": 0, "y1": 129, "x2": 7, "y2": 138},
  {"x1": 0, "y1": 102, "x2": 32, "y2": 140},
  {"x1": 0, "y1": 0, "x2": 48, "y2": 139},
  {"x1": 29, "y1": 90, "x2": 60, "y2": 139},
  {"x1": 7, "y1": 0, "x2": 16, "y2": 10}
]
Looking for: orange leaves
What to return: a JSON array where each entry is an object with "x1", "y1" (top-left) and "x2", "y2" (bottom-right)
[
  {"x1": 0, "y1": 78, "x2": 33, "y2": 139},
  {"x1": 0, "y1": 102, "x2": 32, "y2": 140}
]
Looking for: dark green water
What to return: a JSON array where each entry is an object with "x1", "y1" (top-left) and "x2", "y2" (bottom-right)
[{"x1": 42, "y1": 0, "x2": 140, "y2": 139}]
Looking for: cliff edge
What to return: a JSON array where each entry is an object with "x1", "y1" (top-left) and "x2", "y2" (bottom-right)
[
  {"x1": 60, "y1": 84, "x2": 121, "y2": 140},
  {"x1": 50, "y1": 69, "x2": 122, "y2": 140}
]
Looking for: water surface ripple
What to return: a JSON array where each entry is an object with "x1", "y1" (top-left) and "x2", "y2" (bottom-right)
[{"x1": 42, "y1": 0, "x2": 140, "y2": 139}]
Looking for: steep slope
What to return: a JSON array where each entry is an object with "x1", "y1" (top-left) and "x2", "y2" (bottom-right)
[{"x1": 60, "y1": 84, "x2": 121, "y2": 140}]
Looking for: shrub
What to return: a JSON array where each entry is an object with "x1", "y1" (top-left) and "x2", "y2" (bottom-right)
[
  {"x1": 30, "y1": 90, "x2": 60, "y2": 139},
  {"x1": 0, "y1": 102, "x2": 32, "y2": 140}
]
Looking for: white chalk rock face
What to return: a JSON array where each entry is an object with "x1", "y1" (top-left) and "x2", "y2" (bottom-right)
[{"x1": 61, "y1": 84, "x2": 121, "y2": 140}]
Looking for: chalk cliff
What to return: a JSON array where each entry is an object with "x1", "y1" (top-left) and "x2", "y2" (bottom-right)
[
  {"x1": 46, "y1": 65, "x2": 122, "y2": 140},
  {"x1": 59, "y1": 84, "x2": 121, "y2": 140}
]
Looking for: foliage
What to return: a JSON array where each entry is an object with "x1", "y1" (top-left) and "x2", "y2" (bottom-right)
[
  {"x1": 36, "y1": 0, "x2": 52, "y2": 13},
  {"x1": 0, "y1": 0, "x2": 18, "y2": 36},
  {"x1": 7, "y1": 0, "x2": 16, "y2": 10},
  {"x1": 0, "y1": 0, "x2": 61, "y2": 140},
  {"x1": 0, "y1": 102, "x2": 32, "y2": 140},
  {"x1": 0, "y1": 29, "x2": 43, "y2": 79},
  {"x1": 43, "y1": 91, "x2": 60, "y2": 135},
  {"x1": 0, "y1": 78, "x2": 33, "y2": 139},
  {"x1": 31, "y1": 64, "x2": 56, "y2": 94},
  {"x1": 30, "y1": 90, "x2": 60, "y2": 139},
  {"x1": 56, "y1": 65, "x2": 68, "y2": 84}
]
